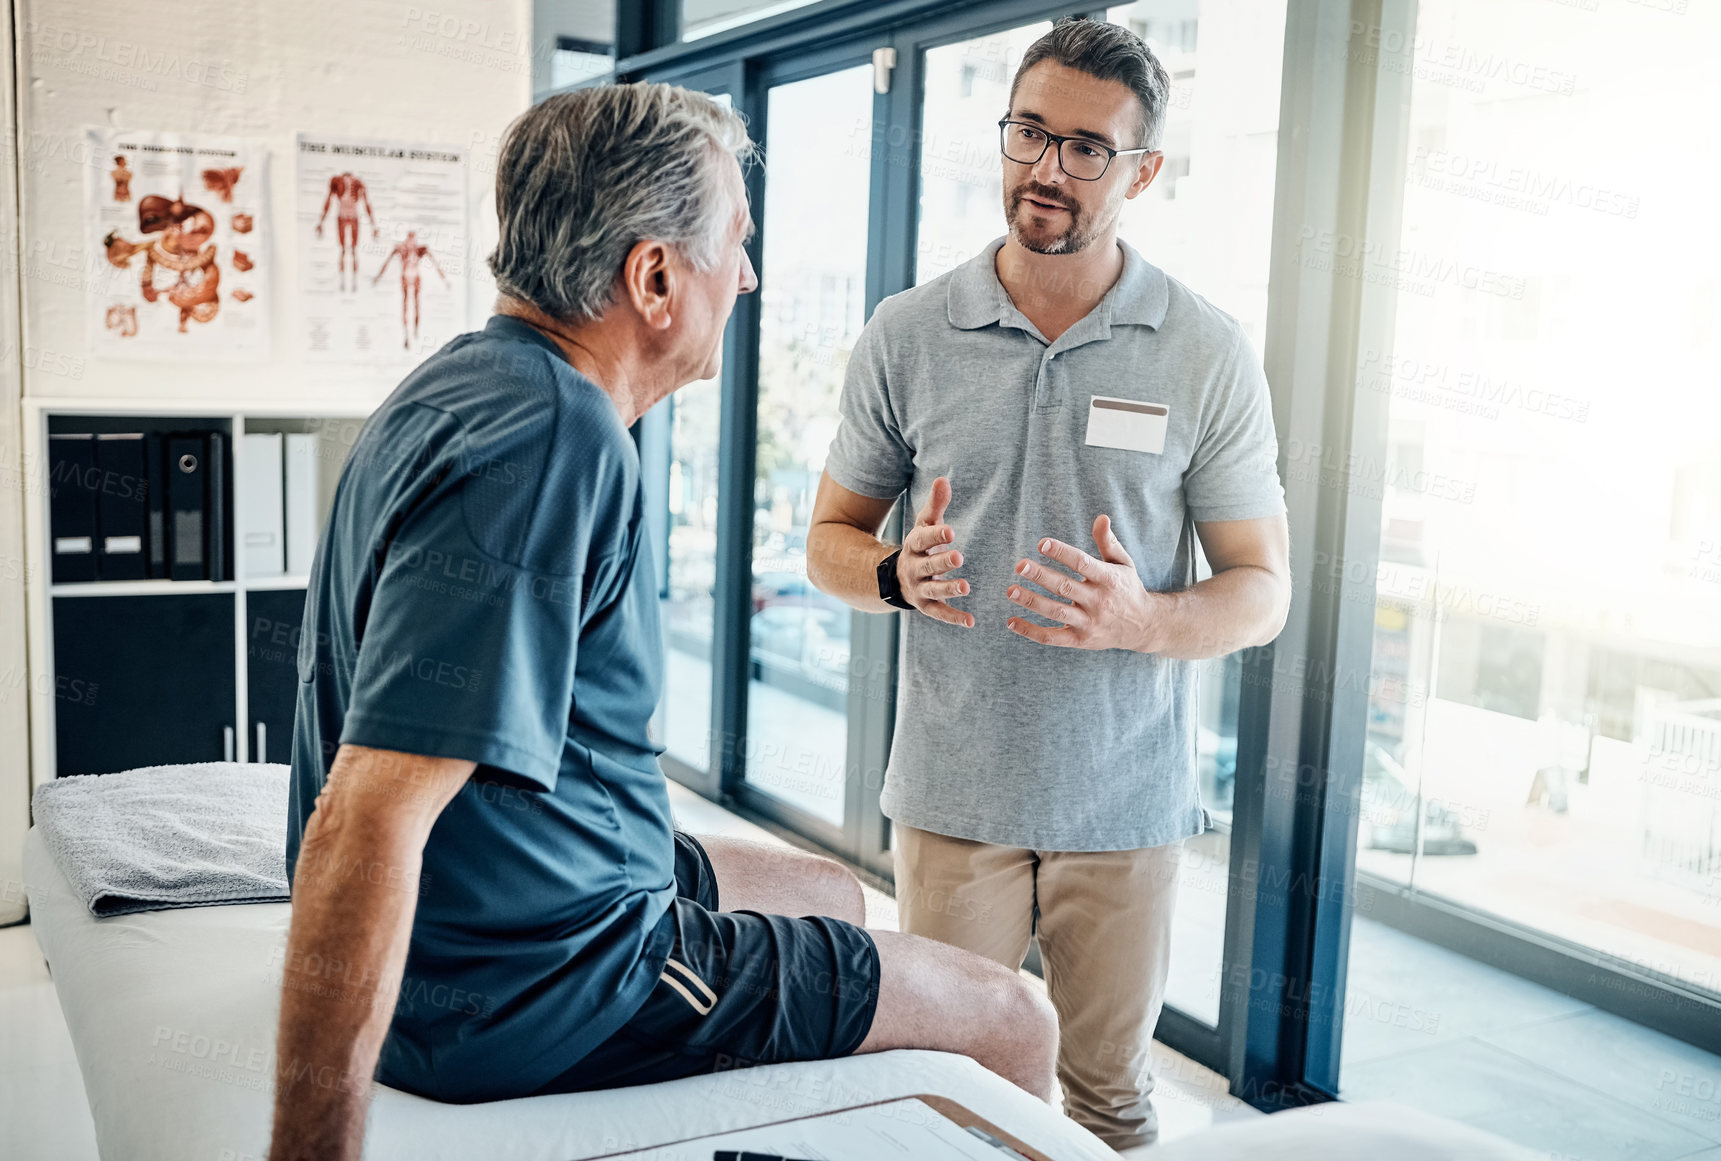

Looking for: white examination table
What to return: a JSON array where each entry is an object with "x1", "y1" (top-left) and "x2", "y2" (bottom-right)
[
  {"x1": 23, "y1": 828, "x2": 1118, "y2": 1161},
  {"x1": 25, "y1": 826, "x2": 1537, "y2": 1161}
]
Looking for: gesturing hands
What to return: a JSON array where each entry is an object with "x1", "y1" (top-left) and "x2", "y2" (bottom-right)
[
  {"x1": 888, "y1": 491, "x2": 1159, "y2": 647},
  {"x1": 1005, "y1": 514, "x2": 1163, "y2": 652},
  {"x1": 896, "y1": 476, "x2": 974, "y2": 628}
]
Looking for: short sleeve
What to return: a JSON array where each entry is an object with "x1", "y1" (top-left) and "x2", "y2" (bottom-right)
[
  {"x1": 339, "y1": 518, "x2": 583, "y2": 792},
  {"x1": 1184, "y1": 330, "x2": 1287, "y2": 524},
  {"x1": 339, "y1": 396, "x2": 629, "y2": 792},
  {"x1": 823, "y1": 320, "x2": 913, "y2": 500}
]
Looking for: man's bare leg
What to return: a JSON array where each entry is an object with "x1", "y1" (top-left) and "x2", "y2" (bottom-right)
[
  {"x1": 861, "y1": 929, "x2": 1059, "y2": 1100},
  {"x1": 696, "y1": 833, "x2": 865, "y2": 925},
  {"x1": 693, "y1": 833, "x2": 1057, "y2": 1100}
]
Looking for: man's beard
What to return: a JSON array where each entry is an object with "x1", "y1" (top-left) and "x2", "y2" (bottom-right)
[{"x1": 1005, "y1": 181, "x2": 1096, "y2": 255}]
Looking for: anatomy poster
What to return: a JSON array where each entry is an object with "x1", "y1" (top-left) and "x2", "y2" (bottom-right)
[
  {"x1": 295, "y1": 135, "x2": 467, "y2": 366},
  {"x1": 85, "y1": 129, "x2": 271, "y2": 360}
]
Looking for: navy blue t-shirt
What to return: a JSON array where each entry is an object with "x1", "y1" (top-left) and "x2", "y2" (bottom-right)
[{"x1": 286, "y1": 315, "x2": 675, "y2": 1103}]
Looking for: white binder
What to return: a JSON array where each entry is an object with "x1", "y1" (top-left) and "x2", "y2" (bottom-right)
[
  {"x1": 284, "y1": 433, "x2": 319, "y2": 577},
  {"x1": 240, "y1": 433, "x2": 284, "y2": 576}
]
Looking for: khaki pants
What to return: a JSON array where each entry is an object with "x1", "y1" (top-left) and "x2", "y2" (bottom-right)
[{"x1": 893, "y1": 824, "x2": 1182, "y2": 1150}]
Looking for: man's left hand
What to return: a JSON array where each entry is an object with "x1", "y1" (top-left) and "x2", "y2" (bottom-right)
[{"x1": 1006, "y1": 515, "x2": 1165, "y2": 652}]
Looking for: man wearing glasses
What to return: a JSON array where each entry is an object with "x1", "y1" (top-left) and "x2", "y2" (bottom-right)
[{"x1": 808, "y1": 17, "x2": 1291, "y2": 1151}]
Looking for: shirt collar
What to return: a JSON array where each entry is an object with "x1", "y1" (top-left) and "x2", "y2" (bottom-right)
[
  {"x1": 946, "y1": 236, "x2": 1170, "y2": 334},
  {"x1": 485, "y1": 312, "x2": 566, "y2": 358}
]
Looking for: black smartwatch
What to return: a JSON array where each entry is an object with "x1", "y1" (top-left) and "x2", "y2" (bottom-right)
[{"x1": 876, "y1": 549, "x2": 916, "y2": 611}]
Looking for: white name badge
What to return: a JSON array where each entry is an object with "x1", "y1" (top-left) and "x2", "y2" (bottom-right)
[{"x1": 1084, "y1": 394, "x2": 1169, "y2": 454}]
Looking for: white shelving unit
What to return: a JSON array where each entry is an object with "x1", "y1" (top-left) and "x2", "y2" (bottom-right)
[
  {"x1": 50, "y1": 580, "x2": 239, "y2": 598},
  {"x1": 22, "y1": 399, "x2": 373, "y2": 791}
]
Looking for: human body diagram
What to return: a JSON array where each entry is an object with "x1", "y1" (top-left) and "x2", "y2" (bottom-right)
[
  {"x1": 373, "y1": 230, "x2": 447, "y2": 349},
  {"x1": 316, "y1": 172, "x2": 377, "y2": 292},
  {"x1": 102, "y1": 195, "x2": 220, "y2": 333}
]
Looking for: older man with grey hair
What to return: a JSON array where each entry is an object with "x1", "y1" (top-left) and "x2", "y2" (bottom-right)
[{"x1": 267, "y1": 83, "x2": 1057, "y2": 1161}]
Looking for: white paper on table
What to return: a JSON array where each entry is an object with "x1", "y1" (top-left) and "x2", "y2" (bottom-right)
[{"x1": 596, "y1": 1097, "x2": 1047, "y2": 1160}]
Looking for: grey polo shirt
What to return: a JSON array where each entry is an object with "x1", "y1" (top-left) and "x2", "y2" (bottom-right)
[{"x1": 824, "y1": 237, "x2": 1285, "y2": 852}]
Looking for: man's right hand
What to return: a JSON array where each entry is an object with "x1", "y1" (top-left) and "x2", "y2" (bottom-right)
[{"x1": 896, "y1": 476, "x2": 972, "y2": 628}]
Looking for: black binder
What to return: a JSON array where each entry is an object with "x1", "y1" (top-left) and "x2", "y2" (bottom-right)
[
  {"x1": 166, "y1": 434, "x2": 208, "y2": 581},
  {"x1": 94, "y1": 433, "x2": 148, "y2": 581},
  {"x1": 48, "y1": 433, "x2": 97, "y2": 583},
  {"x1": 206, "y1": 430, "x2": 227, "y2": 582},
  {"x1": 144, "y1": 432, "x2": 168, "y2": 579}
]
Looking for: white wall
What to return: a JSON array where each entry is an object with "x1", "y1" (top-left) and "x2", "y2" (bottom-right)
[
  {"x1": 0, "y1": 0, "x2": 533, "y2": 922},
  {"x1": 15, "y1": 0, "x2": 532, "y2": 406},
  {"x1": 0, "y1": 0, "x2": 30, "y2": 925}
]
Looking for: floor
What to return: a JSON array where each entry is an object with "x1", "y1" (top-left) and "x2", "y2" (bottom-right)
[
  {"x1": 0, "y1": 922, "x2": 101, "y2": 1160},
  {"x1": 1340, "y1": 916, "x2": 1721, "y2": 1161}
]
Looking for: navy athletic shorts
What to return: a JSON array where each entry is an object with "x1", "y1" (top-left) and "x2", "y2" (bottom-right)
[{"x1": 535, "y1": 831, "x2": 881, "y2": 1092}]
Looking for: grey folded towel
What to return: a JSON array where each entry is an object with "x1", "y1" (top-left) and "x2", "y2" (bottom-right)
[{"x1": 32, "y1": 761, "x2": 291, "y2": 917}]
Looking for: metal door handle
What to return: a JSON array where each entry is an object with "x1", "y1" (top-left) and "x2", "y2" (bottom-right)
[
  {"x1": 223, "y1": 726, "x2": 235, "y2": 762},
  {"x1": 255, "y1": 721, "x2": 267, "y2": 764}
]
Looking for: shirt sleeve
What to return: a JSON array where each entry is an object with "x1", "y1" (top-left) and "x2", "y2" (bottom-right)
[
  {"x1": 822, "y1": 319, "x2": 913, "y2": 500},
  {"x1": 1183, "y1": 329, "x2": 1288, "y2": 524},
  {"x1": 338, "y1": 405, "x2": 625, "y2": 792}
]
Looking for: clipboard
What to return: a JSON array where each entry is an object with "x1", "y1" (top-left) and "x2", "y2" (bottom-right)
[{"x1": 583, "y1": 1093, "x2": 1067, "y2": 1160}]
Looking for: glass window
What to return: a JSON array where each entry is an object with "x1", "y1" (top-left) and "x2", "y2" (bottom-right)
[
  {"x1": 744, "y1": 65, "x2": 874, "y2": 826},
  {"x1": 682, "y1": 0, "x2": 823, "y2": 42},
  {"x1": 1354, "y1": 0, "x2": 1721, "y2": 991},
  {"x1": 660, "y1": 376, "x2": 721, "y2": 771},
  {"x1": 532, "y1": 3, "x2": 616, "y2": 97},
  {"x1": 915, "y1": 21, "x2": 1053, "y2": 285},
  {"x1": 659, "y1": 91, "x2": 734, "y2": 776},
  {"x1": 1343, "y1": 0, "x2": 1721, "y2": 1126},
  {"x1": 1108, "y1": 0, "x2": 1282, "y2": 349},
  {"x1": 549, "y1": 38, "x2": 614, "y2": 90}
]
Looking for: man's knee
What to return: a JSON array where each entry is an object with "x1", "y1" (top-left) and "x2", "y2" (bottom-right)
[
  {"x1": 950, "y1": 951, "x2": 1056, "y2": 1057},
  {"x1": 943, "y1": 955, "x2": 1057, "y2": 1098},
  {"x1": 995, "y1": 971, "x2": 1058, "y2": 1056},
  {"x1": 806, "y1": 852, "x2": 866, "y2": 924}
]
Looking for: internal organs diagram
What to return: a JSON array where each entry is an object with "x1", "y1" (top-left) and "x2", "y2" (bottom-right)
[
  {"x1": 110, "y1": 156, "x2": 132, "y2": 202},
  {"x1": 103, "y1": 195, "x2": 221, "y2": 333},
  {"x1": 316, "y1": 172, "x2": 377, "y2": 292},
  {"x1": 201, "y1": 167, "x2": 244, "y2": 202},
  {"x1": 373, "y1": 230, "x2": 446, "y2": 349}
]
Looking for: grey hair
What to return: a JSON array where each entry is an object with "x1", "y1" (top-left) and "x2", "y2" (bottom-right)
[
  {"x1": 488, "y1": 82, "x2": 757, "y2": 323},
  {"x1": 1009, "y1": 17, "x2": 1172, "y2": 151}
]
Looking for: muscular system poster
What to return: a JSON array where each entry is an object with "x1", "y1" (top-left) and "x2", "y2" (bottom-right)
[
  {"x1": 85, "y1": 129, "x2": 271, "y2": 360},
  {"x1": 295, "y1": 135, "x2": 467, "y2": 366}
]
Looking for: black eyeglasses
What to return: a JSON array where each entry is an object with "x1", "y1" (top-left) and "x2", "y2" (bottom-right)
[{"x1": 997, "y1": 118, "x2": 1154, "y2": 181}]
